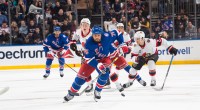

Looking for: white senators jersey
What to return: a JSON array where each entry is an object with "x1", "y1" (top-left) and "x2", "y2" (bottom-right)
[
  {"x1": 72, "y1": 28, "x2": 92, "y2": 48},
  {"x1": 131, "y1": 38, "x2": 171, "y2": 57},
  {"x1": 122, "y1": 31, "x2": 132, "y2": 46}
]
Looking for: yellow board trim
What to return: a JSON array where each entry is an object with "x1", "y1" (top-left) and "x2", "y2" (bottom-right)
[{"x1": 0, "y1": 60, "x2": 200, "y2": 70}]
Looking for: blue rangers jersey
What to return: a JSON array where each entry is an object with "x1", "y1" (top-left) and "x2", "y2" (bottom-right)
[
  {"x1": 84, "y1": 32, "x2": 117, "y2": 68},
  {"x1": 110, "y1": 29, "x2": 124, "y2": 45},
  {"x1": 43, "y1": 33, "x2": 69, "y2": 52}
]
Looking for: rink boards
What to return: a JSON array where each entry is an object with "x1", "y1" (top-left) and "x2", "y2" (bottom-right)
[{"x1": 0, "y1": 40, "x2": 200, "y2": 70}]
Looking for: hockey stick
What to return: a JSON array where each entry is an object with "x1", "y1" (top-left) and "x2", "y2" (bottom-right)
[
  {"x1": 154, "y1": 55, "x2": 174, "y2": 91},
  {"x1": 70, "y1": 54, "x2": 124, "y2": 96},
  {"x1": 0, "y1": 87, "x2": 9, "y2": 95},
  {"x1": 53, "y1": 55, "x2": 79, "y2": 74}
]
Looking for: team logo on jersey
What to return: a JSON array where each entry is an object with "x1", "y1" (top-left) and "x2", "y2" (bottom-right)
[
  {"x1": 104, "y1": 33, "x2": 109, "y2": 37},
  {"x1": 52, "y1": 41, "x2": 60, "y2": 48},
  {"x1": 110, "y1": 32, "x2": 115, "y2": 37}
]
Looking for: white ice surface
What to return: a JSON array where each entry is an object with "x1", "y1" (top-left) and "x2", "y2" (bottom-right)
[{"x1": 0, "y1": 65, "x2": 200, "y2": 110}]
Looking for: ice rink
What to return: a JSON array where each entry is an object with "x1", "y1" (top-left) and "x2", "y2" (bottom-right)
[{"x1": 0, "y1": 64, "x2": 200, "y2": 110}]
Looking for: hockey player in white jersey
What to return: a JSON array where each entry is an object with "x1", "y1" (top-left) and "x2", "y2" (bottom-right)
[
  {"x1": 123, "y1": 31, "x2": 178, "y2": 88},
  {"x1": 69, "y1": 18, "x2": 93, "y2": 93}
]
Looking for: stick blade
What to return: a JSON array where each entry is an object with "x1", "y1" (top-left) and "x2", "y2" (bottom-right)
[
  {"x1": 153, "y1": 87, "x2": 164, "y2": 91},
  {"x1": 0, "y1": 87, "x2": 9, "y2": 95}
]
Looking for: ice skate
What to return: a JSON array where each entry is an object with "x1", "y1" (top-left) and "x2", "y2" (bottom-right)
[
  {"x1": 94, "y1": 90, "x2": 101, "y2": 102},
  {"x1": 123, "y1": 81, "x2": 133, "y2": 88},
  {"x1": 138, "y1": 79, "x2": 147, "y2": 86},
  {"x1": 60, "y1": 71, "x2": 64, "y2": 77},
  {"x1": 150, "y1": 79, "x2": 156, "y2": 86},
  {"x1": 43, "y1": 73, "x2": 50, "y2": 79},
  {"x1": 63, "y1": 90, "x2": 74, "y2": 102},
  {"x1": 115, "y1": 83, "x2": 124, "y2": 92}
]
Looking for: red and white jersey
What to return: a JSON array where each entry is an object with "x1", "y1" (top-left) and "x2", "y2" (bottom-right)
[
  {"x1": 72, "y1": 28, "x2": 92, "y2": 48},
  {"x1": 122, "y1": 31, "x2": 132, "y2": 46},
  {"x1": 131, "y1": 38, "x2": 171, "y2": 57}
]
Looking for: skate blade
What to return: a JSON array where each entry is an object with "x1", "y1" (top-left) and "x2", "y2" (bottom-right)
[{"x1": 86, "y1": 92, "x2": 93, "y2": 96}]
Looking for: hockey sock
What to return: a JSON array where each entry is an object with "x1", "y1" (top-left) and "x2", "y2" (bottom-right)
[
  {"x1": 95, "y1": 73, "x2": 109, "y2": 92},
  {"x1": 46, "y1": 59, "x2": 53, "y2": 73},
  {"x1": 70, "y1": 77, "x2": 86, "y2": 93}
]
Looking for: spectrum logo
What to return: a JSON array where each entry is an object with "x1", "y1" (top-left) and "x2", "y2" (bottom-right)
[
  {"x1": 0, "y1": 49, "x2": 45, "y2": 59},
  {"x1": 158, "y1": 47, "x2": 191, "y2": 55}
]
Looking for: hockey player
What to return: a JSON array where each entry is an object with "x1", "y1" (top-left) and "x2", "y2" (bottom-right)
[
  {"x1": 123, "y1": 31, "x2": 178, "y2": 87},
  {"x1": 106, "y1": 23, "x2": 147, "y2": 92},
  {"x1": 64, "y1": 26, "x2": 123, "y2": 102},
  {"x1": 69, "y1": 18, "x2": 93, "y2": 93},
  {"x1": 43, "y1": 26, "x2": 69, "y2": 78}
]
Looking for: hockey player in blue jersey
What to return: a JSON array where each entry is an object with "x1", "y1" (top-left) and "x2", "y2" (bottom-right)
[
  {"x1": 43, "y1": 26, "x2": 70, "y2": 78},
  {"x1": 64, "y1": 26, "x2": 120, "y2": 102}
]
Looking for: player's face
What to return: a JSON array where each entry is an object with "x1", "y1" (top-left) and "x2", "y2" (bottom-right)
[
  {"x1": 117, "y1": 26, "x2": 124, "y2": 32},
  {"x1": 81, "y1": 22, "x2": 90, "y2": 33},
  {"x1": 135, "y1": 38, "x2": 144, "y2": 45},
  {"x1": 92, "y1": 34, "x2": 101, "y2": 43},
  {"x1": 54, "y1": 31, "x2": 61, "y2": 37}
]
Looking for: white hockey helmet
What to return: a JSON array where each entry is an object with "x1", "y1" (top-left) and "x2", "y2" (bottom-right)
[
  {"x1": 117, "y1": 23, "x2": 124, "y2": 27},
  {"x1": 134, "y1": 31, "x2": 145, "y2": 42},
  {"x1": 80, "y1": 18, "x2": 91, "y2": 25}
]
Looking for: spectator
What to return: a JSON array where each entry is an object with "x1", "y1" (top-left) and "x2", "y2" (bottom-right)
[
  {"x1": 104, "y1": 17, "x2": 118, "y2": 32},
  {"x1": 45, "y1": 8, "x2": 52, "y2": 22},
  {"x1": 19, "y1": 20, "x2": 28, "y2": 36},
  {"x1": 0, "y1": 30, "x2": 10, "y2": 45},
  {"x1": 0, "y1": 10, "x2": 7, "y2": 26},
  {"x1": 153, "y1": 19, "x2": 162, "y2": 34},
  {"x1": 150, "y1": 31, "x2": 159, "y2": 39},
  {"x1": 127, "y1": 24, "x2": 135, "y2": 42},
  {"x1": 176, "y1": 23, "x2": 185, "y2": 39},
  {"x1": 0, "y1": 21, "x2": 10, "y2": 35},
  {"x1": 28, "y1": 20, "x2": 36, "y2": 34},
  {"x1": 129, "y1": 16, "x2": 141, "y2": 32},
  {"x1": 185, "y1": 21, "x2": 197, "y2": 39},
  {"x1": 32, "y1": 27, "x2": 43, "y2": 44},
  {"x1": 54, "y1": 9, "x2": 67, "y2": 26},
  {"x1": 103, "y1": 0, "x2": 111, "y2": 21},
  {"x1": 61, "y1": 19, "x2": 71, "y2": 33},
  {"x1": 10, "y1": 21, "x2": 19, "y2": 39},
  {"x1": 140, "y1": 17, "x2": 150, "y2": 35},
  {"x1": 16, "y1": 0, "x2": 26, "y2": 20}
]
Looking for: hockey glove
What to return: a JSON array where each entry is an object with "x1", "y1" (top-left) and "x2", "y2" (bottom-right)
[
  {"x1": 75, "y1": 50, "x2": 83, "y2": 57},
  {"x1": 120, "y1": 45, "x2": 130, "y2": 54},
  {"x1": 70, "y1": 43, "x2": 77, "y2": 51},
  {"x1": 132, "y1": 56, "x2": 146, "y2": 70},
  {"x1": 97, "y1": 63, "x2": 107, "y2": 74},
  {"x1": 167, "y1": 45, "x2": 178, "y2": 56}
]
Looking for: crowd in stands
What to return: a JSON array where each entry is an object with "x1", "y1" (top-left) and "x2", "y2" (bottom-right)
[
  {"x1": 0, "y1": 0, "x2": 200, "y2": 45},
  {"x1": 0, "y1": 0, "x2": 77, "y2": 45}
]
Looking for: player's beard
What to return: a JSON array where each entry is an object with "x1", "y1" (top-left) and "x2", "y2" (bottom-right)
[{"x1": 93, "y1": 38, "x2": 101, "y2": 43}]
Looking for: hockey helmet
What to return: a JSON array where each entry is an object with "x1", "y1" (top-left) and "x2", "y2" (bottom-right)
[
  {"x1": 134, "y1": 31, "x2": 145, "y2": 42},
  {"x1": 54, "y1": 26, "x2": 61, "y2": 32},
  {"x1": 80, "y1": 18, "x2": 91, "y2": 25},
  {"x1": 117, "y1": 23, "x2": 124, "y2": 27},
  {"x1": 92, "y1": 25, "x2": 102, "y2": 35}
]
